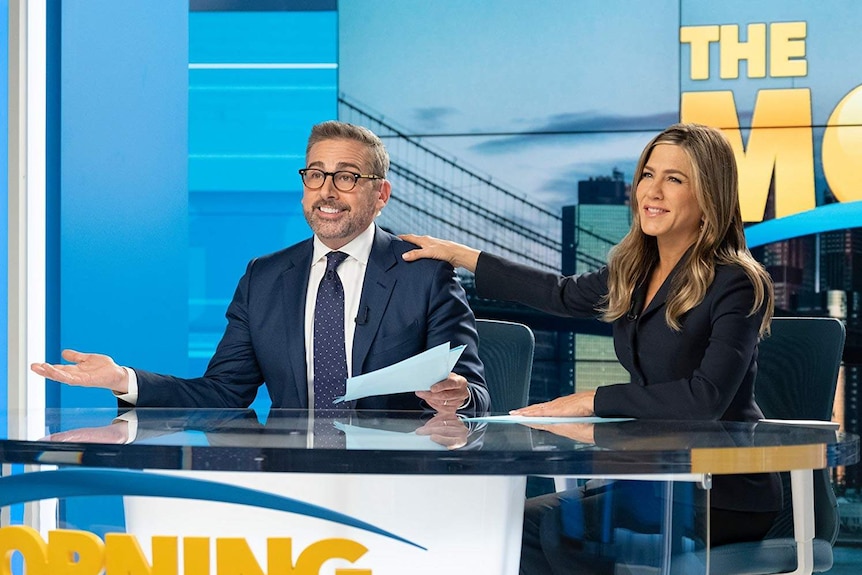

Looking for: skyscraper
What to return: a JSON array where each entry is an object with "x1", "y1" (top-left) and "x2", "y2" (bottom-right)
[{"x1": 561, "y1": 171, "x2": 632, "y2": 393}]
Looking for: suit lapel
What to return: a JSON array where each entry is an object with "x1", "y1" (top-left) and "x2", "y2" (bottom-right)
[
  {"x1": 282, "y1": 240, "x2": 313, "y2": 408},
  {"x1": 352, "y1": 228, "x2": 398, "y2": 374},
  {"x1": 640, "y1": 247, "x2": 695, "y2": 320},
  {"x1": 626, "y1": 278, "x2": 648, "y2": 384},
  {"x1": 628, "y1": 252, "x2": 689, "y2": 384},
  {"x1": 641, "y1": 273, "x2": 673, "y2": 320}
]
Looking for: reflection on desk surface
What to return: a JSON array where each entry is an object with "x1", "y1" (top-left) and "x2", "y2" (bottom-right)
[{"x1": 0, "y1": 408, "x2": 857, "y2": 476}]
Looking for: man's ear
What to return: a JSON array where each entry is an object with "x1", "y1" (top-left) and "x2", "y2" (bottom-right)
[{"x1": 377, "y1": 179, "x2": 392, "y2": 207}]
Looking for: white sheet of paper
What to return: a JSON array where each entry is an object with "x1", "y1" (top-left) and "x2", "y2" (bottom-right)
[
  {"x1": 461, "y1": 415, "x2": 633, "y2": 424},
  {"x1": 334, "y1": 421, "x2": 446, "y2": 450},
  {"x1": 334, "y1": 342, "x2": 466, "y2": 403}
]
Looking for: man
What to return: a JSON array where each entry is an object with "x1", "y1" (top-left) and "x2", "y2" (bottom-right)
[{"x1": 32, "y1": 121, "x2": 489, "y2": 416}]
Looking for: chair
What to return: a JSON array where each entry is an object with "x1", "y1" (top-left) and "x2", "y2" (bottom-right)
[
  {"x1": 475, "y1": 318, "x2": 535, "y2": 414},
  {"x1": 708, "y1": 316, "x2": 846, "y2": 575}
]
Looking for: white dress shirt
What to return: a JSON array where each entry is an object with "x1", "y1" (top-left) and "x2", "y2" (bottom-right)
[{"x1": 304, "y1": 223, "x2": 374, "y2": 408}]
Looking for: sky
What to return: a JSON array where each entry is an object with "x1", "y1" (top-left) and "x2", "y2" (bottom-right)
[{"x1": 338, "y1": 0, "x2": 862, "y2": 211}]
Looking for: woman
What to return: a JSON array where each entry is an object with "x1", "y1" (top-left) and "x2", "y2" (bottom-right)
[{"x1": 401, "y1": 123, "x2": 780, "y2": 573}]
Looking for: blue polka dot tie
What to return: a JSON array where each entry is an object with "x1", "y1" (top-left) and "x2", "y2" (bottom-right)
[{"x1": 313, "y1": 251, "x2": 351, "y2": 411}]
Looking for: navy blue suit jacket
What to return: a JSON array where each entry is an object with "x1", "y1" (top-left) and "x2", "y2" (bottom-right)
[{"x1": 134, "y1": 227, "x2": 489, "y2": 414}]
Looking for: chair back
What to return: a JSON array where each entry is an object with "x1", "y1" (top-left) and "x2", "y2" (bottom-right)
[
  {"x1": 707, "y1": 316, "x2": 845, "y2": 575},
  {"x1": 755, "y1": 316, "x2": 845, "y2": 423},
  {"x1": 756, "y1": 317, "x2": 845, "y2": 545},
  {"x1": 476, "y1": 319, "x2": 535, "y2": 414}
]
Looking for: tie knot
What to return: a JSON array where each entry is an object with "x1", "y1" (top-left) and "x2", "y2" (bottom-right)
[{"x1": 325, "y1": 251, "x2": 349, "y2": 273}]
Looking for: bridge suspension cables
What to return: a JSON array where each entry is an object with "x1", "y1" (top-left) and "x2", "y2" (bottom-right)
[{"x1": 339, "y1": 96, "x2": 617, "y2": 273}]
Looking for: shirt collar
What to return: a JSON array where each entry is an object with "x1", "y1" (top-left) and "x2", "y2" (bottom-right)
[{"x1": 312, "y1": 222, "x2": 375, "y2": 266}]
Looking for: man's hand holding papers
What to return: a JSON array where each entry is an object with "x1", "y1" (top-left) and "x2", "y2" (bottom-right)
[{"x1": 335, "y1": 343, "x2": 471, "y2": 413}]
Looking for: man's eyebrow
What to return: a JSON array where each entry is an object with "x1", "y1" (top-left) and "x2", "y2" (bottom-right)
[{"x1": 305, "y1": 160, "x2": 363, "y2": 171}]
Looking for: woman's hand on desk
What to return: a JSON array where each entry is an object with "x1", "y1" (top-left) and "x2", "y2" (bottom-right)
[
  {"x1": 41, "y1": 420, "x2": 129, "y2": 444},
  {"x1": 524, "y1": 422, "x2": 596, "y2": 445},
  {"x1": 511, "y1": 390, "x2": 597, "y2": 417},
  {"x1": 30, "y1": 349, "x2": 129, "y2": 394},
  {"x1": 415, "y1": 413, "x2": 468, "y2": 450}
]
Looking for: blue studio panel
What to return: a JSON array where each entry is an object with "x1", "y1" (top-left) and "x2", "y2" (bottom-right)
[
  {"x1": 58, "y1": 1, "x2": 189, "y2": 407},
  {"x1": 0, "y1": 0, "x2": 17, "y2": 537},
  {"x1": 188, "y1": 7, "x2": 337, "y2": 410},
  {"x1": 56, "y1": 0, "x2": 188, "y2": 537}
]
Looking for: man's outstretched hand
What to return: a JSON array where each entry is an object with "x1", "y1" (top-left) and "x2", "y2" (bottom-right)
[{"x1": 31, "y1": 349, "x2": 129, "y2": 394}]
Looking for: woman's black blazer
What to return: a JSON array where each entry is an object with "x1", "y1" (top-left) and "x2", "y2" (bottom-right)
[{"x1": 475, "y1": 251, "x2": 781, "y2": 513}]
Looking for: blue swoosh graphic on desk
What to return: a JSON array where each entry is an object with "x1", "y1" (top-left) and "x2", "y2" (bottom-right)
[
  {"x1": 745, "y1": 201, "x2": 862, "y2": 248},
  {"x1": 0, "y1": 467, "x2": 425, "y2": 550}
]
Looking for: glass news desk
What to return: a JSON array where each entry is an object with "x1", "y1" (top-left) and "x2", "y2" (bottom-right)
[{"x1": 0, "y1": 408, "x2": 858, "y2": 575}]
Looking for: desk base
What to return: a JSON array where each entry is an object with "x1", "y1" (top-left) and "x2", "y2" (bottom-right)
[{"x1": 124, "y1": 471, "x2": 527, "y2": 575}]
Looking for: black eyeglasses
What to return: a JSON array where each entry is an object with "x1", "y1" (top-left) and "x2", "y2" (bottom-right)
[{"x1": 298, "y1": 168, "x2": 384, "y2": 192}]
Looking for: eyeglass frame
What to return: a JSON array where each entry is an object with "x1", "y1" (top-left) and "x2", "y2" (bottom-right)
[{"x1": 298, "y1": 168, "x2": 385, "y2": 192}]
